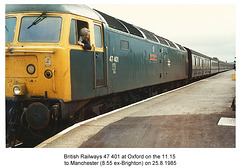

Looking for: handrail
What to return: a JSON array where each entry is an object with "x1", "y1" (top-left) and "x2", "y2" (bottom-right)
[
  {"x1": 105, "y1": 46, "x2": 108, "y2": 87},
  {"x1": 5, "y1": 50, "x2": 54, "y2": 54},
  {"x1": 93, "y1": 44, "x2": 96, "y2": 89},
  {"x1": 52, "y1": 69, "x2": 56, "y2": 92}
]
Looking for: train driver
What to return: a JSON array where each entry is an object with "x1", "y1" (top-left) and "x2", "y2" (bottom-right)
[{"x1": 78, "y1": 27, "x2": 92, "y2": 50}]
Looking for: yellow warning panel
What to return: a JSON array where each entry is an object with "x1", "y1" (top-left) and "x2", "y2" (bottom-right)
[{"x1": 232, "y1": 74, "x2": 236, "y2": 81}]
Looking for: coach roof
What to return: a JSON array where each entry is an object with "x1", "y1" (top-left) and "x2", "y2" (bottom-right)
[{"x1": 5, "y1": 4, "x2": 104, "y2": 22}]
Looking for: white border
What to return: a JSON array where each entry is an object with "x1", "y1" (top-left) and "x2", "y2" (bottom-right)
[{"x1": 1, "y1": 1, "x2": 239, "y2": 168}]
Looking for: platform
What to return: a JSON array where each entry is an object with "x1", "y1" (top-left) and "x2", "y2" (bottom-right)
[{"x1": 36, "y1": 70, "x2": 235, "y2": 148}]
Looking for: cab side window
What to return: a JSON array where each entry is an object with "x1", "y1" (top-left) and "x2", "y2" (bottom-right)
[
  {"x1": 69, "y1": 19, "x2": 89, "y2": 45},
  {"x1": 94, "y1": 24, "x2": 102, "y2": 48},
  {"x1": 69, "y1": 19, "x2": 77, "y2": 45}
]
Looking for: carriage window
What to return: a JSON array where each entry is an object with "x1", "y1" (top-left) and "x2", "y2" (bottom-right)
[
  {"x1": 94, "y1": 24, "x2": 102, "y2": 48},
  {"x1": 196, "y1": 57, "x2": 199, "y2": 67},
  {"x1": 19, "y1": 16, "x2": 62, "y2": 43}
]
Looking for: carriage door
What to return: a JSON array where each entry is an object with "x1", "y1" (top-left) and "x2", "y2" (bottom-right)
[{"x1": 93, "y1": 23, "x2": 106, "y2": 88}]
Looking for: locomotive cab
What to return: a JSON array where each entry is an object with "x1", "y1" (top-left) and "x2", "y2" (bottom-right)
[{"x1": 5, "y1": 4, "x2": 106, "y2": 146}]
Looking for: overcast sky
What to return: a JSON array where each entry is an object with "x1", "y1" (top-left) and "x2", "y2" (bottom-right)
[{"x1": 88, "y1": 4, "x2": 236, "y2": 63}]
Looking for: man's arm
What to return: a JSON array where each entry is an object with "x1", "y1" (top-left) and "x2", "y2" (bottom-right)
[{"x1": 81, "y1": 40, "x2": 92, "y2": 50}]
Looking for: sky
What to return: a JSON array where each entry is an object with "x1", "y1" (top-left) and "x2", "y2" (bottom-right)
[{"x1": 88, "y1": 4, "x2": 236, "y2": 63}]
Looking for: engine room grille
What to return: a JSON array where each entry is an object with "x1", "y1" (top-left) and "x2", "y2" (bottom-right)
[
  {"x1": 175, "y1": 43, "x2": 185, "y2": 51},
  {"x1": 117, "y1": 19, "x2": 144, "y2": 38},
  {"x1": 95, "y1": 9, "x2": 184, "y2": 51},
  {"x1": 138, "y1": 27, "x2": 158, "y2": 42},
  {"x1": 165, "y1": 39, "x2": 177, "y2": 48},
  {"x1": 155, "y1": 35, "x2": 169, "y2": 46},
  {"x1": 95, "y1": 9, "x2": 128, "y2": 33}
]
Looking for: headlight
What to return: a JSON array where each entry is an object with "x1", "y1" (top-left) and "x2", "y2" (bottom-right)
[
  {"x1": 13, "y1": 84, "x2": 26, "y2": 96},
  {"x1": 13, "y1": 86, "x2": 21, "y2": 95},
  {"x1": 26, "y1": 64, "x2": 35, "y2": 74}
]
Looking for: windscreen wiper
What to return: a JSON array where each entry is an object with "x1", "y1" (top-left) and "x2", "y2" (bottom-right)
[
  {"x1": 5, "y1": 25, "x2": 9, "y2": 31},
  {"x1": 27, "y1": 12, "x2": 47, "y2": 29}
]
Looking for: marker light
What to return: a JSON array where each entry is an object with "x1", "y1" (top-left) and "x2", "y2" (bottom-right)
[
  {"x1": 27, "y1": 64, "x2": 36, "y2": 74},
  {"x1": 44, "y1": 69, "x2": 53, "y2": 79}
]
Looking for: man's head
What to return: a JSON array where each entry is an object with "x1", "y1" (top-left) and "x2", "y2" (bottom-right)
[{"x1": 80, "y1": 27, "x2": 90, "y2": 40}]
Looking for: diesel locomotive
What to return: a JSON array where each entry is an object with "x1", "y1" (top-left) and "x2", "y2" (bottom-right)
[{"x1": 5, "y1": 4, "x2": 233, "y2": 146}]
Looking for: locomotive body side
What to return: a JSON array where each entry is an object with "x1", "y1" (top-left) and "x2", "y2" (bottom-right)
[{"x1": 102, "y1": 27, "x2": 188, "y2": 95}]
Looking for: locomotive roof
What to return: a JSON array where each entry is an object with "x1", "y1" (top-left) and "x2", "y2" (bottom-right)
[
  {"x1": 190, "y1": 49, "x2": 212, "y2": 59},
  {"x1": 5, "y1": 4, "x2": 185, "y2": 51},
  {"x1": 5, "y1": 4, "x2": 104, "y2": 22}
]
